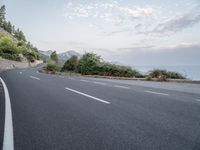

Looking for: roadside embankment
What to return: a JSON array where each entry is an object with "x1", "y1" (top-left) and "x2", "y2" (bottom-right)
[
  {"x1": 0, "y1": 57, "x2": 43, "y2": 71},
  {"x1": 39, "y1": 69, "x2": 200, "y2": 84}
]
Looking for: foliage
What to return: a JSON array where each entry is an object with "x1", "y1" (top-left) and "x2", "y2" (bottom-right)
[
  {"x1": 78, "y1": 53, "x2": 102, "y2": 75},
  {"x1": 61, "y1": 55, "x2": 78, "y2": 72},
  {"x1": 13, "y1": 28, "x2": 26, "y2": 41},
  {"x1": 0, "y1": 5, "x2": 6, "y2": 27},
  {"x1": 50, "y1": 51, "x2": 58, "y2": 63},
  {"x1": 0, "y1": 36, "x2": 18, "y2": 60},
  {"x1": 145, "y1": 76, "x2": 152, "y2": 81},
  {"x1": 0, "y1": 5, "x2": 40, "y2": 62},
  {"x1": 45, "y1": 62, "x2": 60, "y2": 73},
  {"x1": 76, "y1": 52, "x2": 142, "y2": 77},
  {"x1": 149, "y1": 69, "x2": 186, "y2": 80}
]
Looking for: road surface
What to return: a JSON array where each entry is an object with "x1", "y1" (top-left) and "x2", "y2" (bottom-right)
[{"x1": 0, "y1": 67, "x2": 200, "y2": 150}]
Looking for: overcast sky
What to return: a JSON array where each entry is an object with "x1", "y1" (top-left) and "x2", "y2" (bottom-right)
[{"x1": 1, "y1": 0, "x2": 200, "y2": 66}]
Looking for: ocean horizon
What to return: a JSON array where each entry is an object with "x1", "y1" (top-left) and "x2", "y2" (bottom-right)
[{"x1": 132, "y1": 65, "x2": 200, "y2": 81}]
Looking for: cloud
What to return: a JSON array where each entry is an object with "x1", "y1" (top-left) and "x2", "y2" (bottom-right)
[
  {"x1": 119, "y1": 6, "x2": 154, "y2": 19},
  {"x1": 64, "y1": 1, "x2": 155, "y2": 25},
  {"x1": 152, "y1": 13, "x2": 200, "y2": 34},
  {"x1": 138, "y1": 6, "x2": 200, "y2": 35},
  {"x1": 76, "y1": 8, "x2": 89, "y2": 17}
]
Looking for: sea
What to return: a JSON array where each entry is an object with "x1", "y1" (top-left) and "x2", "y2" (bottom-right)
[{"x1": 132, "y1": 65, "x2": 200, "y2": 81}]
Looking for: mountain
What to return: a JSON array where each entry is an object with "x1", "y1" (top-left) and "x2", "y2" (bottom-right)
[
  {"x1": 58, "y1": 50, "x2": 80, "y2": 61},
  {"x1": 39, "y1": 50, "x2": 53, "y2": 57},
  {"x1": 39, "y1": 50, "x2": 80, "y2": 64}
]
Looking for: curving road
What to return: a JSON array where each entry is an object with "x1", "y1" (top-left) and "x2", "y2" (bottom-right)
[{"x1": 0, "y1": 66, "x2": 200, "y2": 150}]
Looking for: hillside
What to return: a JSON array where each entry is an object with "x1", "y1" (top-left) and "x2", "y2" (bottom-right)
[{"x1": 0, "y1": 5, "x2": 41, "y2": 62}]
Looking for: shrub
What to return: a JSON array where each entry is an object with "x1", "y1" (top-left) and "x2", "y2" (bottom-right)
[
  {"x1": 1, "y1": 53, "x2": 16, "y2": 60},
  {"x1": 50, "y1": 51, "x2": 58, "y2": 63},
  {"x1": 145, "y1": 76, "x2": 152, "y2": 81},
  {"x1": 149, "y1": 69, "x2": 186, "y2": 80},
  {"x1": 0, "y1": 36, "x2": 18, "y2": 55},
  {"x1": 61, "y1": 56, "x2": 78, "y2": 72},
  {"x1": 76, "y1": 52, "x2": 143, "y2": 77},
  {"x1": 45, "y1": 63, "x2": 60, "y2": 73},
  {"x1": 167, "y1": 71, "x2": 186, "y2": 79},
  {"x1": 78, "y1": 53, "x2": 102, "y2": 75}
]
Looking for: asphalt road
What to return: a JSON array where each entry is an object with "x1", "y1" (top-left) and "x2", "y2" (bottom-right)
[{"x1": 0, "y1": 67, "x2": 200, "y2": 150}]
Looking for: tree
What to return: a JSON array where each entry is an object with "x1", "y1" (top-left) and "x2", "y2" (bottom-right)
[
  {"x1": 14, "y1": 28, "x2": 26, "y2": 41},
  {"x1": 0, "y1": 5, "x2": 6, "y2": 27},
  {"x1": 3, "y1": 21, "x2": 12, "y2": 33},
  {"x1": 50, "y1": 51, "x2": 58, "y2": 63},
  {"x1": 61, "y1": 56, "x2": 78, "y2": 72},
  {"x1": 78, "y1": 53, "x2": 102, "y2": 74}
]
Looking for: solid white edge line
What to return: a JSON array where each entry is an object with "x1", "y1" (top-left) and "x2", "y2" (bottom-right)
[
  {"x1": 114, "y1": 85, "x2": 130, "y2": 89},
  {"x1": 144, "y1": 90, "x2": 169, "y2": 96},
  {"x1": 93, "y1": 82, "x2": 107, "y2": 85},
  {"x1": 0, "y1": 77, "x2": 14, "y2": 150},
  {"x1": 30, "y1": 76, "x2": 40, "y2": 80},
  {"x1": 65, "y1": 87, "x2": 110, "y2": 104}
]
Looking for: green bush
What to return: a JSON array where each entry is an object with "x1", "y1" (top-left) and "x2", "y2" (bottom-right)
[
  {"x1": 145, "y1": 76, "x2": 152, "y2": 81},
  {"x1": 167, "y1": 71, "x2": 186, "y2": 79},
  {"x1": 149, "y1": 69, "x2": 186, "y2": 80},
  {"x1": 50, "y1": 51, "x2": 58, "y2": 63},
  {"x1": 1, "y1": 53, "x2": 16, "y2": 60},
  {"x1": 78, "y1": 53, "x2": 102, "y2": 75},
  {"x1": 45, "y1": 63, "x2": 60, "y2": 73},
  {"x1": 0, "y1": 36, "x2": 18, "y2": 54},
  {"x1": 61, "y1": 56, "x2": 78, "y2": 72},
  {"x1": 76, "y1": 53, "x2": 142, "y2": 77}
]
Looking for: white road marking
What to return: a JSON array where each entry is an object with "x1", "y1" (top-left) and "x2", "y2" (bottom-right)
[
  {"x1": 65, "y1": 87, "x2": 110, "y2": 104},
  {"x1": 19, "y1": 72, "x2": 22, "y2": 74},
  {"x1": 36, "y1": 71, "x2": 39, "y2": 73},
  {"x1": 114, "y1": 85, "x2": 130, "y2": 89},
  {"x1": 195, "y1": 99, "x2": 200, "y2": 102},
  {"x1": 0, "y1": 77, "x2": 14, "y2": 150},
  {"x1": 144, "y1": 90, "x2": 169, "y2": 96},
  {"x1": 94, "y1": 81, "x2": 107, "y2": 85},
  {"x1": 30, "y1": 76, "x2": 40, "y2": 80},
  {"x1": 69, "y1": 78, "x2": 75, "y2": 80},
  {"x1": 80, "y1": 79, "x2": 90, "y2": 82}
]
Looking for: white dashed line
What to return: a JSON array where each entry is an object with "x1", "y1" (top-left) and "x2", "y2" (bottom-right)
[
  {"x1": 114, "y1": 85, "x2": 130, "y2": 89},
  {"x1": 195, "y1": 99, "x2": 200, "y2": 102},
  {"x1": 144, "y1": 90, "x2": 169, "y2": 96},
  {"x1": 0, "y1": 77, "x2": 14, "y2": 150},
  {"x1": 69, "y1": 78, "x2": 75, "y2": 80},
  {"x1": 30, "y1": 76, "x2": 40, "y2": 80},
  {"x1": 65, "y1": 87, "x2": 110, "y2": 104},
  {"x1": 94, "y1": 81, "x2": 107, "y2": 85},
  {"x1": 19, "y1": 72, "x2": 22, "y2": 74},
  {"x1": 80, "y1": 79, "x2": 90, "y2": 82}
]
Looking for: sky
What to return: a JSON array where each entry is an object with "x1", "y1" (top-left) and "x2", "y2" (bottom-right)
[{"x1": 1, "y1": 0, "x2": 200, "y2": 66}]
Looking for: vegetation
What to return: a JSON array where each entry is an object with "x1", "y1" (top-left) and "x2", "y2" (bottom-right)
[
  {"x1": 0, "y1": 5, "x2": 40, "y2": 62},
  {"x1": 61, "y1": 55, "x2": 78, "y2": 72},
  {"x1": 148, "y1": 69, "x2": 186, "y2": 81},
  {"x1": 60, "y1": 52, "x2": 142, "y2": 77},
  {"x1": 45, "y1": 62, "x2": 60, "y2": 73},
  {"x1": 50, "y1": 51, "x2": 58, "y2": 63},
  {"x1": 44, "y1": 52, "x2": 187, "y2": 80},
  {"x1": 44, "y1": 51, "x2": 60, "y2": 73}
]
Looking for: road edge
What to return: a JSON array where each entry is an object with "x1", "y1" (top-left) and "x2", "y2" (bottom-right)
[{"x1": 0, "y1": 77, "x2": 14, "y2": 150}]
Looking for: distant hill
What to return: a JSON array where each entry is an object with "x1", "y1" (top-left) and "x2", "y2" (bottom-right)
[{"x1": 39, "y1": 50, "x2": 80, "y2": 64}]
